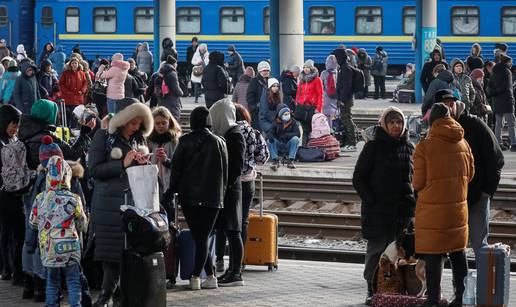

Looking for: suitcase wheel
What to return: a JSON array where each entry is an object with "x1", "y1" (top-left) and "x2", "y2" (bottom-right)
[{"x1": 267, "y1": 264, "x2": 278, "y2": 272}]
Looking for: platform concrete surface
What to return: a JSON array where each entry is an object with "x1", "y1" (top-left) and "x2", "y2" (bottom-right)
[{"x1": 1, "y1": 260, "x2": 515, "y2": 307}]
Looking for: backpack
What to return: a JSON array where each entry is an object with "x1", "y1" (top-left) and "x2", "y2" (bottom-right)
[
  {"x1": 1, "y1": 140, "x2": 32, "y2": 192},
  {"x1": 326, "y1": 71, "x2": 337, "y2": 98},
  {"x1": 122, "y1": 207, "x2": 171, "y2": 255},
  {"x1": 153, "y1": 75, "x2": 163, "y2": 98},
  {"x1": 253, "y1": 129, "x2": 270, "y2": 164},
  {"x1": 310, "y1": 113, "x2": 331, "y2": 139},
  {"x1": 351, "y1": 67, "x2": 365, "y2": 93}
]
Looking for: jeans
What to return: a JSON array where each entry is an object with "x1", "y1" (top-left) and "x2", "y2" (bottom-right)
[
  {"x1": 373, "y1": 75, "x2": 386, "y2": 99},
  {"x1": 268, "y1": 136, "x2": 300, "y2": 160},
  {"x1": 107, "y1": 98, "x2": 118, "y2": 114},
  {"x1": 363, "y1": 235, "x2": 393, "y2": 282},
  {"x1": 182, "y1": 205, "x2": 219, "y2": 277},
  {"x1": 46, "y1": 261, "x2": 82, "y2": 307},
  {"x1": 468, "y1": 195, "x2": 490, "y2": 260},
  {"x1": 192, "y1": 82, "x2": 202, "y2": 102},
  {"x1": 495, "y1": 113, "x2": 516, "y2": 145},
  {"x1": 424, "y1": 250, "x2": 468, "y2": 304}
]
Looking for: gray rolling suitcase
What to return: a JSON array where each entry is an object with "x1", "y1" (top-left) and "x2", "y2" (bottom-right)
[{"x1": 476, "y1": 243, "x2": 510, "y2": 306}]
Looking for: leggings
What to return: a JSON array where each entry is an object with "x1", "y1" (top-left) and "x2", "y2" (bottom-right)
[
  {"x1": 182, "y1": 205, "x2": 219, "y2": 277},
  {"x1": 424, "y1": 250, "x2": 468, "y2": 304},
  {"x1": 225, "y1": 230, "x2": 243, "y2": 275}
]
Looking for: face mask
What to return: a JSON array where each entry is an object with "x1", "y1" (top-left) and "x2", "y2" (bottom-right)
[{"x1": 281, "y1": 114, "x2": 291, "y2": 122}]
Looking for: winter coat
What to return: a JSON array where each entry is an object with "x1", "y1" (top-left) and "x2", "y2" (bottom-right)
[
  {"x1": 169, "y1": 128, "x2": 228, "y2": 209},
  {"x1": 136, "y1": 42, "x2": 153, "y2": 76},
  {"x1": 456, "y1": 107, "x2": 504, "y2": 205},
  {"x1": 470, "y1": 79, "x2": 489, "y2": 117},
  {"x1": 420, "y1": 50, "x2": 448, "y2": 93},
  {"x1": 295, "y1": 69, "x2": 323, "y2": 113},
  {"x1": 371, "y1": 51, "x2": 388, "y2": 77},
  {"x1": 357, "y1": 49, "x2": 372, "y2": 86},
  {"x1": 0, "y1": 70, "x2": 20, "y2": 103},
  {"x1": 18, "y1": 114, "x2": 91, "y2": 170},
  {"x1": 413, "y1": 117, "x2": 474, "y2": 254},
  {"x1": 98, "y1": 60, "x2": 130, "y2": 100},
  {"x1": 337, "y1": 62, "x2": 354, "y2": 103},
  {"x1": 160, "y1": 38, "x2": 178, "y2": 63},
  {"x1": 30, "y1": 156, "x2": 87, "y2": 268},
  {"x1": 488, "y1": 62, "x2": 515, "y2": 114},
  {"x1": 397, "y1": 73, "x2": 415, "y2": 91},
  {"x1": 353, "y1": 127, "x2": 415, "y2": 240},
  {"x1": 422, "y1": 70, "x2": 454, "y2": 115},
  {"x1": 49, "y1": 45, "x2": 66, "y2": 77},
  {"x1": 201, "y1": 52, "x2": 229, "y2": 104},
  {"x1": 270, "y1": 116, "x2": 301, "y2": 144},
  {"x1": 280, "y1": 71, "x2": 298, "y2": 111},
  {"x1": 321, "y1": 56, "x2": 339, "y2": 117},
  {"x1": 37, "y1": 61, "x2": 59, "y2": 99},
  {"x1": 232, "y1": 74, "x2": 252, "y2": 109},
  {"x1": 186, "y1": 44, "x2": 198, "y2": 70},
  {"x1": 451, "y1": 59, "x2": 475, "y2": 112},
  {"x1": 158, "y1": 64, "x2": 183, "y2": 120},
  {"x1": 88, "y1": 129, "x2": 146, "y2": 262},
  {"x1": 247, "y1": 75, "x2": 268, "y2": 115},
  {"x1": 259, "y1": 94, "x2": 281, "y2": 136},
  {"x1": 59, "y1": 65, "x2": 88, "y2": 106},
  {"x1": 227, "y1": 51, "x2": 244, "y2": 82},
  {"x1": 38, "y1": 43, "x2": 54, "y2": 66},
  {"x1": 123, "y1": 73, "x2": 145, "y2": 100},
  {"x1": 13, "y1": 61, "x2": 40, "y2": 114},
  {"x1": 190, "y1": 50, "x2": 209, "y2": 84}
]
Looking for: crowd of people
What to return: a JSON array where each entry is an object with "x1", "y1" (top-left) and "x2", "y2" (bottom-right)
[{"x1": 0, "y1": 36, "x2": 513, "y2": 307}]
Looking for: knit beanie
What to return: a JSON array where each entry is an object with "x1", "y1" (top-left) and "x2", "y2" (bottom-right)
[
  {"x1": 31, "y1": 99, "x2": 58, "y2": 125},
  {"x1": 495, "y1": 43, "x2": 508, "y2": 52},
  {"x1": 429, "y1": 103, "x2": 450, "y2": 127},
  {"x1": 112, "y1": 53, "x2": 124, "y2": 61},
  {"x1": 268, "y1": 77, "x2": 279, "y2": 89},
  {"x1": 278, "y1": 107, "x2": 290, "y2": 119},
  {"x1": 303, "y1": 60, "x2": 315, "y2": 69},
  {"x1": 470, "y1": 68, "x2": 484, "y2": 80},
  {"x1": 257, "y1": 61, "x2": 271, "y2": 72},
  {"x1": 39, "y1": 135, "x2": 63, "y2": 168},
  {"x1": 7, "y1": 59, "x2": 18, "y2": 72},
  {"x1": 190, "y1": 106, "x2": 212, "y2": 130}
]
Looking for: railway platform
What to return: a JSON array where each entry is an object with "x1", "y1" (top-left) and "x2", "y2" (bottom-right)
[{"x1": 2, "y1": 259, "x2": 515, "y2": 307}]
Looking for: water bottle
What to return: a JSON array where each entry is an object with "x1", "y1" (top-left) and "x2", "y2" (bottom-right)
[{"x1": 463, "y1": 271, "x2": 476, "y2": 306}]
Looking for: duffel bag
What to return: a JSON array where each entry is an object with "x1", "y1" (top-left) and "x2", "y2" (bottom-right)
[
  {"x1": 307, "y1": 135, "x2": 340, "y2": 161},
  {"x1": 296, "y1": 146, "x2": 325, "y2": 162},
  {"x1": 122, "y1": 208, "x2": 171, "y2": 255}
]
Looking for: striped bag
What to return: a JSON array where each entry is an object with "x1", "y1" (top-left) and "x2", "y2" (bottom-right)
[{"x1": 307, "y1": 135, "x2": 340, "y2": 161}]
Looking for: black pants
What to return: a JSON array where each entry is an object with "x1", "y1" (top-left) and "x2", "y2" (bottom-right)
[
  {"x1": 0, "y1": 194, "x2": 25, "y2": 276},
  {"x1": 362, "y1": 86, "x2": 368, "y2": 99},
  {"x1": 216, "y1": 180, "x2": 255, "y2": 261},
  {"x1": 373, "y1": 76, "x2": 386, "y2": 99},
  {"x1": 424, "y1": 250, "x2": 468, "y2": 304},
  {"x1": 182, "y1": 205, "x2": 219, "y2": 277},
  {"x1": 101, "y1": 261, "x2": 120, "y2": 295},
  {"x1": 363, "y1": 235, "x2": 393, "y2": 283},
  {"x1": 192, "y1": 82, "x2": 202, "y2": 102},
  {"x1": 225, "y1": 230, "x2": 243, "y2": 275},
  {"x1": 301, "y1": 121, "x2": 311, "y2": 146}
]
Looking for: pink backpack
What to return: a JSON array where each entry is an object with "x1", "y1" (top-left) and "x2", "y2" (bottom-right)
[{"x1": 310, "y1": 113, "x2": 331, "y2": 139}]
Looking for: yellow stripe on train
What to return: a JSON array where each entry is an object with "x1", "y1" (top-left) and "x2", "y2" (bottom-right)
[{"x1": 58, "y1": 34, "x2": 516, "y2": 43}]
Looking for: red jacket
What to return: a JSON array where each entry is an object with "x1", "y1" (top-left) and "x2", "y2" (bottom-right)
[
  {"x1": 59, "y1": 69, "x2": 87, "y2": 106},
  {"x1": 295, "y1": 76, "x2": 323, "y2": 113}
]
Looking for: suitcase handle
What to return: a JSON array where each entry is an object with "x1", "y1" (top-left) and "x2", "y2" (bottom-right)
[{"x1": 257, "y1": 171, "x2": 263, "y2": 218}]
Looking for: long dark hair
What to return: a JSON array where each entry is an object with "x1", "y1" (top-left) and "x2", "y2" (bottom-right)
[
  {"x1": 267, "y1": 88, "x2": 282, "y2": 107},
  {"x1": 235, "y1": 104, "x2": 251, "y2": 124}
]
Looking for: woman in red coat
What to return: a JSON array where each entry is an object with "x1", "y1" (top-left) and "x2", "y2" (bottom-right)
[
  {"x1": 59, "y1": 58, "x2": 87, "y2": 127},
  {"x1": 295, "y1": 59, "x2": 323, "y2": 144}
]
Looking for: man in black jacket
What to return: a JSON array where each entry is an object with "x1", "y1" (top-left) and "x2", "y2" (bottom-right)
[
  {"x1": 185, "y1": 37, "x2": 199, "y2": 95},
  {"x1": 201, "y1": 51, "x2": 230, "y2": 109},
  {"x1": 246, "y1": 61, "x2": 270, "y2": 131},
  {"x1": 226, "y1": 45, "x2": 244, "y2": 88},
  {"x1": 333, "y1": 48, "x2": 356, "y2": 152},
  {"x1": 439, "y1": 89, "x2": 505, "y2": 260},
  {"x1": 420, "y1": 49, "x2": 448, "y2": 93}
]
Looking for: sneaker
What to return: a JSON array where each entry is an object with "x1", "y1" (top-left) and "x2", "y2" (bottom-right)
[
  {"x1": 217, "y1": 269, "x2": 231, "y2": 282},
  {"x1": 270, "y1": 159, "x2": 280, "y2": 171},
  {"x1": 189, "y1": 276, "x2": 201, "y2": 290},
  {"x1": 341, "y1": 145, "x2": 357, "y2": 152},
  {"x1": 201, "y1": 275, "x2": 218, "y2": 289},
  {"x1": 218, "y1": 274, "x2": 244, "y2": 287},
  {"x1": 216, "y1": 260, "x2": 225, "y2": 272},
  {"x1": 11, "y1": 273, "x2": 24, "y2": 286},
  {"x1": 287, "y1": 159, "x2": 296, "y2": 169}
]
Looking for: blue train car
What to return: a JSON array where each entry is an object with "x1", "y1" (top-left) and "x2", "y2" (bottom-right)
[
  {"x1": 0, "y1": 0, "x2": 34, "y2": 56},
  {"x1": 24, "y1": 0, "x2": 516, "y2": 74}
]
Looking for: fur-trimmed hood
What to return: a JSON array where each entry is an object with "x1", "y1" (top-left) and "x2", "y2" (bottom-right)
[
  {"x1": 108, "y1": 101, "x2": 154, "y2": 137},
  {"x1": 37, "y1": 160, "x2": 84, "y2": 179}
]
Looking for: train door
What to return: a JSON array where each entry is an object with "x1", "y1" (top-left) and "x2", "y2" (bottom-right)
[
  {"x1": 19, "y1": 0, "x2": 35, "y2": 56},
  {"x1": 0, "y1": 5, "x2": 10, "y2": 47},
  {"x1": 36, "y1": 6, "x2": 56, "y2": 58}
]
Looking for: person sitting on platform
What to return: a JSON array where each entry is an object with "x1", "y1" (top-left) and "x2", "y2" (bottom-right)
[{"x1": 268, "y1": 105, "x2": 300, "y2": 170}]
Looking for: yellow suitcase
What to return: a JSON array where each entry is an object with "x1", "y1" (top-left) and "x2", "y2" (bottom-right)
[
  {"x1": 54, "y1": 126, "x2": 71, "y2": 143},
  {"x1": 243, "y1": 172, "x2": 278, "y2": 271}
]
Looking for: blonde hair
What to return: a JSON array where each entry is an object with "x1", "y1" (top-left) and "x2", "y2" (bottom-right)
[{"x1": 151, "y1": 106, "x2": 182, "y2": 144}]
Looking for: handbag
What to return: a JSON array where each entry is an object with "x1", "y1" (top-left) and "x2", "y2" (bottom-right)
[
  {"x1": 294, "y1": 104, "x2": 316, "y2": 124},
  {"x1": 296, "y1": 146, "x2": 325, "y2": 162},
  {"x1": 92, "y1": 78, "x2": 107, "y2": 95},
  {"x1": 192, "y1": 65, "x2": 203, "y2": 77}
]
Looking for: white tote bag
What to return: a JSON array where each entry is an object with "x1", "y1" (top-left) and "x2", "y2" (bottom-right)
[{"x1": 126, "y1": 164, "x2": 160, "y2": 213}]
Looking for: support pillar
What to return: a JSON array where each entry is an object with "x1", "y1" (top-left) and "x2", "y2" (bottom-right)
[
  {"x1": 155, "y1": 0, "x2": 176, "y2": 71},
  {"x1": 415, "y1": 0, "x2": 437, "y2": 104},
  {"x1": 153, "y1": 0, "x2": 160, "y2": 72}
]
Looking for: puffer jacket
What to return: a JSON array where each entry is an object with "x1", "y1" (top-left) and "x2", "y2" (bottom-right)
[
  {"x1": 450, "y1": 58, "x2": 475, "y2": 112},
  {"x1": 320, "y1": 55, "x2": 339, "y2": 117},
  {"x1": 232, "y1": 74, "x2": 252, "y2": 109},
  {"x1": 295, "y1": 69, "x2": 323, "y2": 113},
  {"x1": 371, "y1": 51, "x2": 388, "y2": 76},
  {"x1": 422, "y1": 70, "x2": 454, "y2": 114},
  {"x1": 0, "y1": 70, "x2": 20, "y2": 103},
  {"x1": 59, "y1": 63, "x2": 88, "y2": 105},
  {"x1": 13, "y1": 61, "x2": 40, "y2": 114},
  {"x1": 413, "y1": 117, "x2": 474, "y2": 254},
  {"x1": 37, "y1": 60, "x2": 59, "y2": 99},
  {"x1": 136, "y1": 42, "x2": 153, "y2": 76},
  {"x1": 488, "y1": 62, "x2": 515, "y2": 114},
  {"x1": 98, "y1": 60, "x2": 130, "y2": 100}
]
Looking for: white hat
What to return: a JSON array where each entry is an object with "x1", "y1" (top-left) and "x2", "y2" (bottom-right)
[
  {"x1": 257, "y1": 61, "x2": 271, "y2": 72},
  {"x1": 72, "y1": 105, "x2": 85, "y2": 119},
  {"x1": 268, "y1": 77, "x2": 279, "y2": 89}
]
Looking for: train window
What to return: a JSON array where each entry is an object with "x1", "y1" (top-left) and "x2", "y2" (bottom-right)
[
  {"x1": 66, "y1": 8, "x2": 80, "y2": 33},
  {"x1": 403, "y1": 7, "x2": 416, "y2": 35},
  {"x1": 0, "y1": 6, "x2": 7, "y2": 27},
  {"x1": 502, "y1": 7, "x2": 516, "y2": 35},
  {"x1": 220, "y1": 7, "x2": 245, "y2": 34},
  {"x1": 134, "y1": 8, "x2": 153, "y2": 34},
  {"x1": 177, "y1": 7, "x2": 201, "y2": 34},
  {"x1": 264, "y1": 7, "x2": 270, "y2": 35},
  {"x1": 309, "y1": 7, "x2": 335, "y2": 34},
  {"x1": 356, "y1": 7, "x2": 382, "y2": 35},
  {"x1": 41, "y1": 7, "x2": 54, "y2": 27},
  {"x1": 451, "y1": 7, "x2": 479, "y2": 35},
  {"x1": 94, "y1": 7, "x2": 116, "y2": 33}
]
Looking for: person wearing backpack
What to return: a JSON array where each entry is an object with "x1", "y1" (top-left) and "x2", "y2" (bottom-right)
[
  {"x1": 158, "y1": 56, "x2": 183, "y2": 121},
  {"x1": 321, "y1": 55, "x2": 339, "y2": 129},
  {"x1": 0, "y1": 104, "x2": 25, "y2": 285},
  {"x1": 371, "y1": 46, "x2": 388, "y2": 100}
]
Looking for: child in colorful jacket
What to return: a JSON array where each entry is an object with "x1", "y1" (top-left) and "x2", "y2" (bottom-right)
[{"x1": 30, "y1": 154, "x2": 87, "y2": 307}]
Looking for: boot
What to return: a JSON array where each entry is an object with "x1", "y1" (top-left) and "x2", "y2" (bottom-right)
[
  {"x1": 33, "y1": 276, "x2": 46, "y2": 302},
  {"x1": 365, "y1": 280, "x2": 373, "y2": 306},
  {"x1": 22, "y1": 274, "x2": 34, "y2": 299},
  {"x1": 93, "y1": 290, "x2": 112, "y2": 307},
  {"x1": 12, "y1": 272, "x2": 25, "y2": 286}
]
